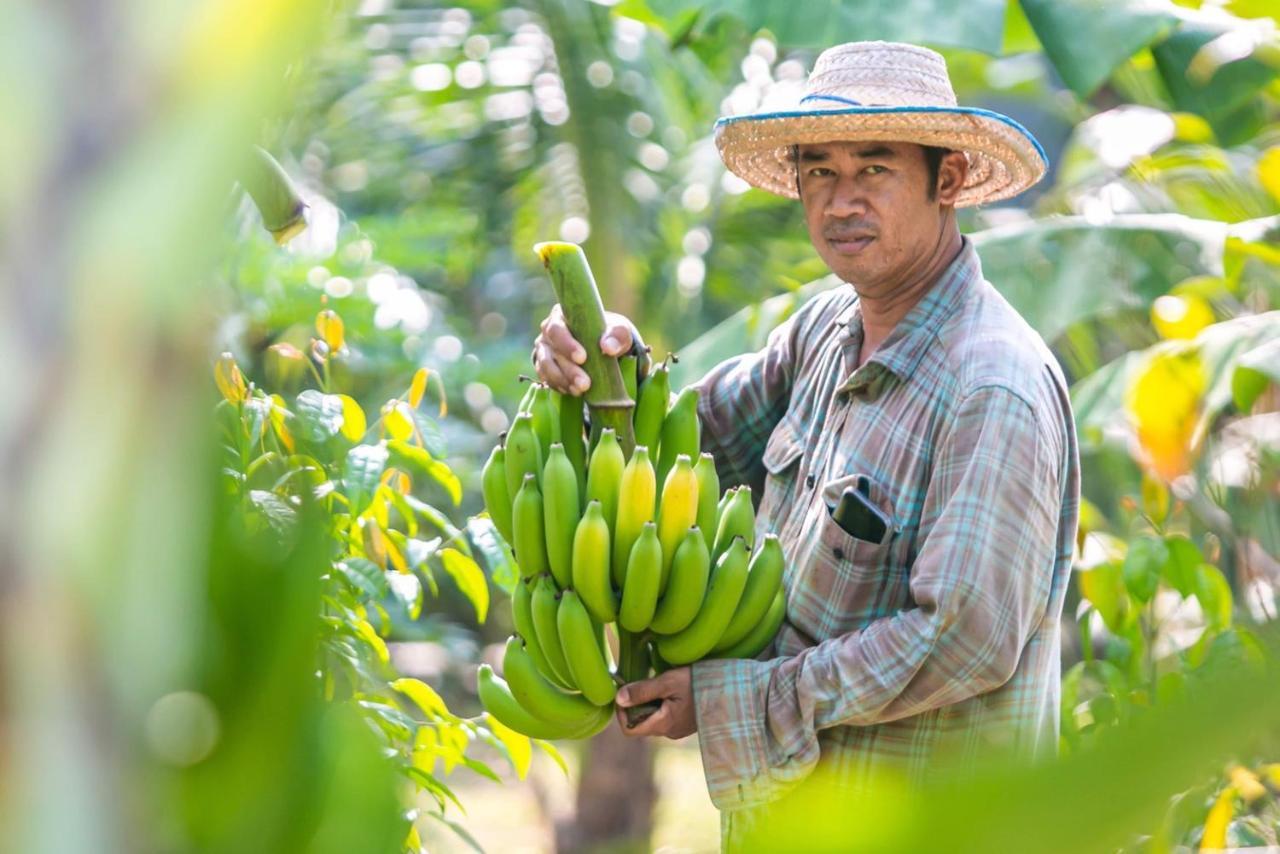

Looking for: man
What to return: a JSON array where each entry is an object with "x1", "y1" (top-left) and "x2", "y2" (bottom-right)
[{"x1": 533, "y1": 41, "x2": 1080, "y2": 847}]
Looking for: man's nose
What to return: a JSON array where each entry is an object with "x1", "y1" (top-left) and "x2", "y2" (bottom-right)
[{"x1": 825, "y1": 174, "x2": 867, "y2": 219}]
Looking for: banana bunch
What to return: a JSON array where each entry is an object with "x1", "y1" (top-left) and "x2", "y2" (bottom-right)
[{"x1": 478, "y1": 365, "x2": 787, "y2": 740}]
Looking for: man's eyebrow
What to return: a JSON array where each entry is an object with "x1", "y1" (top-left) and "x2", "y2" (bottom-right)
[
  {"x1": 855, "y1": 145, "x2": 896, "y2": 159},
  {"x1": 797, "y1": 145, "x2": 897, "y2": 162},
  {"x1": 798, "y1": 149, "x2": 830, "y2": 162}
]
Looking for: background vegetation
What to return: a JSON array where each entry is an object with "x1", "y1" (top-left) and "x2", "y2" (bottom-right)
[{"x1": 1, "y1": 0, "x2": 1278, "y2": 851}]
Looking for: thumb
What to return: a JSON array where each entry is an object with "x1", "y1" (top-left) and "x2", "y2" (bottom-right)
[
  {"x1": 599, "y1": 315, "x2": 634, "y2": 357},
  {"x1": 616, "y1": 675, "x2": 665, "y2": 708}
]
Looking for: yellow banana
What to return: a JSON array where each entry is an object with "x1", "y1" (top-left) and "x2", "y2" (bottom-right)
[
  {"x1": 531, "y1": 574, "x2": 576, "y2": 688},
  {"x1": 481, "y1": 445, "x2": 514, "y2": 543},
  {"x1": 714, "y1": 534, "x2": 785, "y2": 651},
  {"x1": 619, "y1": 522, "x2": 662, "y2": 632},
  {"x1": 693, "y1": 453, "x2": 719, "y2": 551},
  {"x1": 557, "y1": 590, "x2": 618, "y2": 706},
  {"x1": 572, "y1": 500, "x2": 618, "y2": 623},
  {"x1": 477, "y1": 664, "x2": 606, "y2": 740},
  {"x1": 655, "y1": 454, "x2": 699, "y2": 592},
  {"x1": 504, "y1": 412, "x2": 543, "y2": 497},
  {"x1": 542, "y1": 443, "x2": 580, "y2": 588},
  {"x1": 502, "y1": 636, "x2": 606, "y2": 727},
  {"x1": 713, "y1": 484, "x2": 755, "y2": 559},
  {"x1": 512, "y1": 473, "x2": 549, "y2": 580},
  {"x1": 585, "y1": 427, "x2": 625, "y2": 540},
  {"x1": 649, "y1": 526, "x2": 710, "y2": 635},
  {"x1": 713, "y1": 589, "x2": 785, "y2": 660},
  {"x1": 612, "y1": 445, "x2": 657, "y2": 587},
  {"x1": 656, "y1": 536, "x2": 750, "y2": 665}
]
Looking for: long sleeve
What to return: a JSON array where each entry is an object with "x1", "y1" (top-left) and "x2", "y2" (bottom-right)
[{"x1": 691, "y1": 382, "x2": 1064, "y2": 810}]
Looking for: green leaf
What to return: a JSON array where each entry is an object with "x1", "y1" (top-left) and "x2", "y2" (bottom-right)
[
  {"x1": 1230, "y1": 338, "x2": 1280, "y2": 412},
  {"x1": 404, "y1": 766, "x2": 464, "y2": 813},
  {"x1": 460, "y1": 755, "x2": 503, "y2": 783},
  {"x1": 387, "y1": 569, "x2": 423, "y2": 620},
  {"x1": 424, "y1": 811, "x2": 484, "y2": 853},
  {"x1": 342, "y1": 443, "x2": 388, "y2": 515},
  {"x1": 1151, "y1": 15, "x2": 1279, "y2": 132},
  {"x1": 337, "y1": 557, "x2": 389, "y2": 599},
  {"x1": 1162, "y1": 535, "x2": 1203, "y2": 597},
  {"x1": 295, "y1": 389, "x2": 345, "y2": 444},
  {"x1": 643, "y1": 0, "x2": 1008, "y2": 52},
  {"x1": 1020, "y1": 0, "x2": 1175, "y2": 97},
  {"x1": 1194, "y1": 563, "x2": 1233, "y2": 630},
  {"x1": 392, "y1": 677, "x2": 449, "y2": 720},
  {"x1": 387, "y1": 440, "x2": 462, "y2": 505},
  {"x1": 439, "y1": 548, "x2": 489, "y2": 623},
  {"x1": 483, "y1": 713, "x2": 533, "y2": 780},
  {"x1": 1122, "y1": 536, "x2": 1167, "y2": 605},
  {"x1": 1078, "y1": 561, "x2": 1128, "y2": 633},
  {"x1": 411, "y1": 410, "x2": 448, "y2": 459},
  {"x1": 467, "y1": 517, "x2": 519, "y2": 595},
  {"x1": 533, "y1": 739, "x2": 569, "y2": 775},
  {"x1": 247, "y1": 489, "x2": 296, "y2": 534}
]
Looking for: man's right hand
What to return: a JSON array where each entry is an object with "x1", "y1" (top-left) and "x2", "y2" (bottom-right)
[{"x1": 532, "y1": 303, "x2": 636, "y2": 396}]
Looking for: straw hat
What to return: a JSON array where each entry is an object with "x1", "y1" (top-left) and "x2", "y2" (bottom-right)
[{"x1": 715, "y1": 41, "x2": 1048, "y2": 207}]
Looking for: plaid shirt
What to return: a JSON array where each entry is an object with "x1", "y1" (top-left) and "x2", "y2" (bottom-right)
[{"x1": 689, "y1": 237, "x2": 1081, "y2": 830}]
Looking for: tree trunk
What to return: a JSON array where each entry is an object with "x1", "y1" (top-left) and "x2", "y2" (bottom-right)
[{"x1": 556, "y1": 727, "x2": 655, "y2": 853}]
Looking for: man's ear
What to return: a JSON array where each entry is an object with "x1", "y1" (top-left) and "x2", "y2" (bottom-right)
[{"x1": 936, "y1": 151, "x2": 969, "y2": 206}]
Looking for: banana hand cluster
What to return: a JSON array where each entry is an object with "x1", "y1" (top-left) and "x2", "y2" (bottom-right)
[{"x1": 478, "y1": 366, "x2": 787, "y2": 740}]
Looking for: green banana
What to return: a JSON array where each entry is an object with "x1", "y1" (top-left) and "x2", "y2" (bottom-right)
[
  {"x1": 542, "y1": 443, "x2": 580, "y2": 588},
  {"x1": 655, "y1": 454, "x2": 699, "y2": 592},
  {"x1": 619, "y1": 522, "x2": 662, "y2": 632},
  {"x1": 715, "y1": 534, "x2": 785, "y2": 651},
  {"x1": 572, "y1": 500, "x2": 618, "y2": 623},
  {"x1": 503, "y1": 636, "x2": 605, "y2": 727},
  {"x1": 531, "y1": 574, "x2": 576, "y2": 688},
  {"x1": 620, "y1": 353, "x2": 638, "y2": 403},
  {"x1": 512, "y1": 576, "x2": 571, "y2": 689},
  {"x1": 655, "y1": 386, "x2": 700, "y2": 488},
  {"x1": 713, "y1": 485, "x2": 755, "y2": 559},
  {"x1": 516, "y1": 378, "x2": 539, "y2": 415},
  {"x1": 693, "y1": 453, "x2": 720, "y2": 551},
  {"x1": 512, "y1": 473, "x2": 549, "y2": 580},
  {"x1": 612, "y1": 445, "x2": 656, "y2": 586},
  {"x1": 504, "y1": 412, "x2": 543, "y2": 496},
  {"x1": 656, "y1": 536, "x2": 750, "y2": 665},
  {"x1": 556, "y1": 390, "x2": 587, "y2": 500},
  {"x1": 714, "y1": 589, "x2": 785, "y2": 660},
  {"x1": 478, "y1": 664, "x2": 607, "y2": 740},
  {"x1": 557, "y1": 590, "x2": 618, "y2": 706},
  {"x1": 481, "y1": 445, "x2": 514, "y2": 543},
  {"x1": 585, "y1": 427, "x2": 625, "y2": 540},
  {"x1": 633, "y1": 355, "x2": 671, "y2": 453},
  {"x1": 649, "y1": 527, "x2": 711, "y2": 634},
  {"x1": 529, "y1": 382, "x2": 560, "y2": 461}
]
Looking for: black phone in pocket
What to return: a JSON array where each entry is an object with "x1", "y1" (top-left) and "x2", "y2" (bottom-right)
[{"x1": 826, "y1": 475, "x2": 891, "y2": 544}]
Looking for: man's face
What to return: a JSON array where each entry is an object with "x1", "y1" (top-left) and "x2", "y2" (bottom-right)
[{"x1": 796, "y1": 140, "x2": 958, "y2": 291}]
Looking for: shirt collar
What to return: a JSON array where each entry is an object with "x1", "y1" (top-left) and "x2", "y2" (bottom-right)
[{"x1": 836, "y1": 236, "x2": 983, "y2": 395}]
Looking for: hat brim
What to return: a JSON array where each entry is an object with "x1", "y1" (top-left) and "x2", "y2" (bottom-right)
[{"x1": 714, "y1": 105, "x2": 1049, "y2": 207}]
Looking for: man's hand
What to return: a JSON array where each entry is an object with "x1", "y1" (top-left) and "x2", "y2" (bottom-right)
[
  {"x1": 615, "y1": 666, "x2": 698, "y2": 739},
  {"x1": 532, "y1": 304, "x2": 636, "y2": 396}
]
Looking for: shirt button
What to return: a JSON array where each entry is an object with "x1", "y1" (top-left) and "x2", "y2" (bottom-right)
[
  {"x1": 805, "y1": 474, "x2": 815, "y2": 489},
  {"x1": 834, "y1": 547, "x2": 845, "y2": 560}
]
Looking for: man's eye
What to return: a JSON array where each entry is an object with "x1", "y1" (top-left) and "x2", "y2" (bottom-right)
[
  {"x1": 807, "y1": 167, "x2": 834, "y2": 177},
  {"x1": 865, "y1": 165, "x2": 887, "y2": 175}
]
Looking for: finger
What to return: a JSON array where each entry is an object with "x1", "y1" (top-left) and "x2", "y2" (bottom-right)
[
  {"x1": 534, "y1": 342, "x2": 574, "y2": 394},
  {"x1": 599, "y1": 318, "x2": 633, "y2": 357},
  {"x1": 624, "y1": 702, "x2": 672, "y2": 737},
  {"x1": 616, "y1": 675, "x2": 669, "y2": 708},
  {"x1": 544, "y1": 320, "x2": 587, "y2": 366}
]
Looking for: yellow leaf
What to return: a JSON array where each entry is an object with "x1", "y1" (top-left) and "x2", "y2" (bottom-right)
[
  {"x1": 1151, "y1": 294, "x2": 1214, "y2": 340},
  {"x1": 1140, "y1": 474, "x2": 1169, "y2": 524},
  {"x1": 408, "y1": 367, "x2": 430, "y2": 409},
  {"x1": 353, "y1": 619, "x2": 389, "y2": 664},
  {"x1": 1199, "y1": 786, "x2": 1236, "y2": 852},
  {"x1": 1261, "y1": 763, "x2": 1280, "y2": 788},
  {"x1": 316, "y1": 309, "x2": 345, "y2": 351},
  {"x1": 1258, "y1": 146, "x2": 1280, "y2": 204},
  {"x1": 1228, "y1": 765, "x2": 1266, "y2": 802},
  {"x1": 485, "y1": 713, "x2": 533, "y2": 780},
  {"x1": 412, "y1": 726, "x2": 438, "y2": 776},
  {"x1": 336, "y1": 394, "x2": 366, "y2": 442},
  {"x1": 382, "y1": 399, "x2": 415, "y2": 441},
  {"x1": 405, "y1": 822, "x2": 423, "y2": 853},
  {"x1": 385, "y1": 534, "x2": 409, "y2": 575},
  {"x1": 1125, "y1": 346, "x2": 1205, "y2": 481},
  {"x1": 1171, "y1": 112, "x2": 1215, "y2": 144},
  {"x1": 393, "y1": 677, "x2": 449, "y2": 719},
  {"x1": 214, "y1": 352, "x2": 247, "y2": 404},
  {"x1": 361, "y1": 518, "x2": 388, "y2": 568},
  {"x1": 440, "y1": 548, "x2": 489, "y2": 623},
  {"x1": 269, "y1": 394, "x2": 295, "y2": 453}
]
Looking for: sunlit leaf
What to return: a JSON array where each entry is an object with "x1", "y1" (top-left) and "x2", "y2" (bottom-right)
[
  {"x1": 295, "y1": 389, "x2": 345, "y2": 443},
  {"x1": 360, "y1": 518, "x2": 389, "y2": 569},
  {"x1": 387, "y1": 569, "x2": 423, "y2": 620},
  {"x1": 1151, "y1": 294, "x2": 1214, "y2": 340},
  {"x1": 1079, "y1": 561, "x2": 1128, "y2": 632},
  {"x1": 408, "y1": 367, "x2": 429, "y2": 409},
  {"x1": 1258, "y1": 146, "x2": 1280, "y2": 203},
  {"x1": 316, "y1": 309, "x2": 345, "y2": 351},
  {"x1": 338, "y1": 557, "x2": 388, "y2": 599},
  {"x1": 411, "y1": 410, "x2": 448, "y2": 458},
  {"x1": 1194, "y1": 563, "x2": 1233, "y2": 630},
  {"x1": 484, "y1": 713, "x2": 532, "y2": 780},
  {"x1": 387, "y1": 440, "x2": 461, "y2": 505},
  {"x1": 1020, "y1": 0, "x2": 1175, "y2": 97},
  {"x1": 268, "y1": 394, "x2": 295, "y2": 453},
  {"x1": 467, "y1": 517, "x2": 519, "y2": 594},
  {"x1": 1162, "y1": 535, "x2": 1204, "y2": 597},
  {"x1": 382, "y1": 398, "x2": 415, "y2": 441},
  {"x1": 439, "y1": 548, "x2": 489, "y2": 623},
  {"x1": 534, "y1": 739, "x2": 568, "y2": 775},
  {"x1": 336, "y1": 394, "x2": 366, "y2": 442},
  {"x1": 1200, "y1": 785, "x2": 1236, "y2": 851},
  {"x1": 1124, "y1": 345, "x2": 1205, "y2": 481},
  {"x1": 354, "y1": 619, "x2": 390, "y2": 664},
  {"x1": 247, "y1": 489, "x2": 296, "y2": 534},
  {"x1": 1122, "y1": 536, "x2": 1167, "y2": 605},
  {"x1": 392, "y1": 677, "x2": 449, "y2": 720},
  {"x1": 343, "y1": 443, "x2": 387, "y2": 514},
  {"x1": 214, "y1": 352, "x2": 248, "y2": 404},
  {"x1": 1139, "y1": 475, "x2": 1169, "y2": 525},
  {"x1": 1230, "y1": 338, "x2": 1280, "y2": 412}
]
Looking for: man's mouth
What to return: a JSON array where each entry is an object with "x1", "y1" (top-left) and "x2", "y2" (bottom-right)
[{"x1": 826, "y1": 234, "x2": 875, "y2": 255}]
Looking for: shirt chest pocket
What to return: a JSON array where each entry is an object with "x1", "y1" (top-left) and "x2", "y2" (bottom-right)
[
  {"x1": 817, "y1": 473, "x2": 900, "y2": 575},
  {"x1": 758, "y1": 416, "x2": 805, "y2": 540}
]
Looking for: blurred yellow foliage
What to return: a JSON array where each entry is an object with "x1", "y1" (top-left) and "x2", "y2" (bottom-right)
[{"x1": 1125, "y1": 346, "x2": 1206, "y2": 481}]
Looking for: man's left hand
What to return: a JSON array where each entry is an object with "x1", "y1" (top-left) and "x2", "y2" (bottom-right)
[{"x1": 615, "y1": 667, "x2": 698, "y2": 739}]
